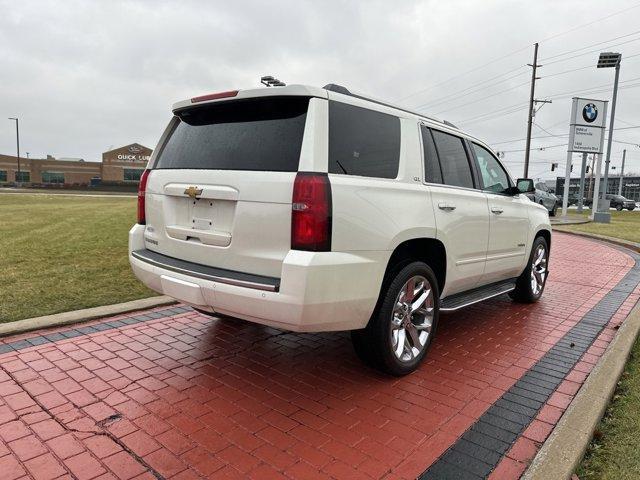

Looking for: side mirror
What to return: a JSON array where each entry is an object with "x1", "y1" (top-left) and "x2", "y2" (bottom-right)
[{"x1": 516, "y1": 178, "x2": 535, "y2": 194}]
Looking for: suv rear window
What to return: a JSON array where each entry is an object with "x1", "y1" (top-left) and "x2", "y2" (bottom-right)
[
  {"x1": 155, "y1": 97, "x2": 309, "y2": 171},
  {"x1": 328, "y1": 101, "x2": 400, "y2": 179}
]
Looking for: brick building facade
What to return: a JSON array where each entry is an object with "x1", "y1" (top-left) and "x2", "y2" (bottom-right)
[{"x1": 0, "y1": 143, "x2": 151, "y2": 185}]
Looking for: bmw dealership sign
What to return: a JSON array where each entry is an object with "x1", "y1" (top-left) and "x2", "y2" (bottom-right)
[{"x1": 568, "y1": 97, "x2": 607, "y2": 153}]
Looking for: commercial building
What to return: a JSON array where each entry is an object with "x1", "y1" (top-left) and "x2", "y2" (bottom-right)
[
  {"x1": 556, "y1": 175, "x2": 640, "y2": 201},
  {"x1": 0, "y1": 143, "x2": 152, "y2": 186}
]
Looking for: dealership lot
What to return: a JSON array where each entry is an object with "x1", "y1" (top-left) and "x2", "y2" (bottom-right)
[{"x1": 0, "y1": 233, "x2": 638, "y2": 480}]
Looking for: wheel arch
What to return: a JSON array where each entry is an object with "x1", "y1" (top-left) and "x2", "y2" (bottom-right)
[
  {"x1": 535, "y1": 228, "x2": 552, "y2": 254},
  {"x1": 383, "y1": 237, "x2": 447, "y2": 294}
]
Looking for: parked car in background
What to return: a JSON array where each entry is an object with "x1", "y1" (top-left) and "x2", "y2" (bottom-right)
[
  {"x1": 526, "y1": 182, "x2": 558, "y2": 216},
  {"x1": 607, "y1": 194, "x2": 636, "y2": 211},
  {"x1": 584, "y1": 194, "x2": 636, "y2": 211},
  {"x1": 129, "y1": 83, "x2": 551, "y2": 375}
]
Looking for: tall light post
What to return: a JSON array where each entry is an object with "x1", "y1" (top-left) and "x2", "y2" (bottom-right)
[
  {"x1": 7, "y1": 117, "x2": 20, "y2": 184},
  {"x1": 596, "y1": 51, "x2": 622, "y2": 221}
]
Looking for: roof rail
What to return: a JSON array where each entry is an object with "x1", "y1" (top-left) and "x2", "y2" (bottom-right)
[{"x1": 322, "y1": 83, "x2": 455, "y2": 129}]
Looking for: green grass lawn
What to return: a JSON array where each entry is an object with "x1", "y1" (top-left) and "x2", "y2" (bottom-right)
[
  {"x1": 577, "y1": 340, "x2": 640, "y2": 480},
  {"x1": 0, "y1": 193, "x2": 156, "y2": 323},
  {"x1": 572, "y1": 209, "x2": 640, "y2": 478},
  {"x1": 558, "y1": 210, "x2": 640, "y2": 244}
]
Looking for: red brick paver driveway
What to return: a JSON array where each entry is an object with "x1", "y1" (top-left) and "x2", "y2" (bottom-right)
[{"x1": 0, "y1": 232, "x2": 638, "y2": 480}]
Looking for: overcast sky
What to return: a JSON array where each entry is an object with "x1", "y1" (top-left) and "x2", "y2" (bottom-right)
[{"x1": 1, "y1": 0, "x2": 640, "y2": 180}]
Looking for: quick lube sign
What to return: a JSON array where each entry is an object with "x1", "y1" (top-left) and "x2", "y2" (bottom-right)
[{"x1": 568, "y1": 97, "x2": 607, "y2": 153}]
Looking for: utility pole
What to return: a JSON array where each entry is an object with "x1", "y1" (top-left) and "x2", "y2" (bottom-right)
[
  {"x1": 524, "y1": 43, "x2": 540, "y2": 178},
  {"x1": 8, "y1": 117, "x2": 20, "y2": 184},
  {"x1": 618, "y1": 149, "x2": 626, "y2": 196}
]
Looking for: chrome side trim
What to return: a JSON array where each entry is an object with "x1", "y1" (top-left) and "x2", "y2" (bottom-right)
[
  {"x1": 131, "y1": 250, "x2": 279, "y2": 292},
  {"x1": 440, "y1": 285, "x2": 515, "y2": 312}
]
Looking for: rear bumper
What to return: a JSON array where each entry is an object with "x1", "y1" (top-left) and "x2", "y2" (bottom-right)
[{"x1": 128, "y1": 224, "x2": 387, "y2": 332}]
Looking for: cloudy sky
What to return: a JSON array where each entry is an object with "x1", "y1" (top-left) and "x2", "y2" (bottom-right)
[{"x1": 1, "y1": 0, "x2": 640, "y2": 180}]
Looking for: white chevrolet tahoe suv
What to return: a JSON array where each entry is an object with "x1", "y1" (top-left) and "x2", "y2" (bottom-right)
[{"x1": 129, "y1": 84, "x2": 551, "y2": 375}]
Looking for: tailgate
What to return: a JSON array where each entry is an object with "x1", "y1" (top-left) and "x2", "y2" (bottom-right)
[{"x1": 143, "y1": 96, "x2": 311, "y2": 278}]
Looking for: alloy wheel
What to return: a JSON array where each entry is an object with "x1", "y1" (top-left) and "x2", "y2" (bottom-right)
[
  {"x1": 530, "y1": 244, "x2": 548, "y2": 295},
  {"x1": 390, "y1": 276, "x2": 434, "y2": 362}
]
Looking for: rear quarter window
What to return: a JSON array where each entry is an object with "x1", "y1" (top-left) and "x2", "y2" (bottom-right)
[
  {"x1": 328, "y1": 101, "x2": 401, "y2": 179},
  {"x1": 154, "y1": 96, "x2": 309, "y2": 171}
]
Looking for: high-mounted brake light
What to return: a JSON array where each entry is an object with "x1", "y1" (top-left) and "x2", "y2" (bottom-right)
[
  {"x1": 190, "y1": 90, "x2": 239, "y2": 103},
  {"x1": 291, "y1": 173, "x2": 332, "y2": 251},
  {"x1": 137, "y1": 169, "x2": 151, "y2": 225}
]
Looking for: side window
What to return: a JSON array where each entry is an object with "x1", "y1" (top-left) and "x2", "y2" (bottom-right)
[
  {"x1": 472, "y1": 143, "x2": 511, "y2": 194},
  {"x1": 431, "y1": 130, "x2": 474, "y2": 189},
  {"x1": 328, "y1": 101, "x2": 400, "y2": 179},
  {"x1": 420, "y1": 126, "x2": 442, "y2": 184}
]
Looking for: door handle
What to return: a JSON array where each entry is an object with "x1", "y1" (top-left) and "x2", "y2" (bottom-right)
[
  {"x1": 491, "y1": 207, "x2": 504, "y2": 214},
  {"x1": 438, "y1": 203, "x2": 456, "y2": 211}
]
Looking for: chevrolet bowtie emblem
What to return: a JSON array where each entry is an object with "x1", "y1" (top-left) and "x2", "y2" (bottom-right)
[{"x1": 184, "y1": 186, "x2": 203, "y2": 199}]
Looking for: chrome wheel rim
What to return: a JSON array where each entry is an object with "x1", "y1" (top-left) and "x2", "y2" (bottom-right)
[
  {"x1": 390, "y1": 275, "x2": 434, "y2": 363},
  {"x1": 530, "y1": 244, "x2": 547, "y2": 296}
]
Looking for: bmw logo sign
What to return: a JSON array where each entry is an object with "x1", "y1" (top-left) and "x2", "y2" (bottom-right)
[{"x1": 582, "y1": 103, "x2": 598, "y2": 123}]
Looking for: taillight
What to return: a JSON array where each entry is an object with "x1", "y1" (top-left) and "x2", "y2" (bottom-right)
[
  {"x1": 190, "y1": 90, "x2": 239, "y2": 103},
  {"x1": 137, "y1": 169, "x2": 151, "y2": 225},
  {"x1": 291, "y1": 173, "x2": 332, "y2": 251}
]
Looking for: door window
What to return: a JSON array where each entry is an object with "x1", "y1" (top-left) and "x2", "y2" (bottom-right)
[
  {"x1": 472, "y1": 143, "x2": 511, "y2": 194},
  {"x1": 431, "y1": 130, "x2": 474, "y2": 189}
]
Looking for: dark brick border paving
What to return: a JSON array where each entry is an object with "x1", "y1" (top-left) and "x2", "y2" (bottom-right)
[
  {"x1": 0, "y1": 306, "x2": 191, "y2": 355},
  {"x1": 419, "y1": 249, "x2": 640, "y2": 480}
]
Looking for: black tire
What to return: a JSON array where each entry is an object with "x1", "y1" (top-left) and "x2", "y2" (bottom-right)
[
  {"x1": 616, "y1": 204, "x2": 623, "y2": 211},
  {"x1": 351, "y1": 261, "x2": 440, "y2": 376},
  {"x1": 628, "y1": 207, "x2": 635, "y2": 211},
  {"x1": 549, "y1": 204, "x2": 557, "y2": 216},
  {"x1": 510, "y1": 236, "x2": 549, "y2": 303}
]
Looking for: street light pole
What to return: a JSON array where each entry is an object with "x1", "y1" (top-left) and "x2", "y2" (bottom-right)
[
  {"x1": 593, "y1": 51, "x2": 622, "y2": 223},
  {"x1": 618, "y1": 149, "x2": 626, "y2": 196},
  {"x1": 602, "y1": 58, "x2": 621, "y2": 198},
  {"x1": 8, "y1": 117, "x2": 20, "y2": 183}
]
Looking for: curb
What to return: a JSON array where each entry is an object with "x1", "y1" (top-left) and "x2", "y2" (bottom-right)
[
  {"x1": 523, "y1": 232, "x2": 640, "y2": 480},
  {"x1": 0, "y1": 296, "x2": 177, "y2": 338},
  {"x1": 553, "y1": 227, "x2": 640, "y2": 253},
  {"x1": 522, "y1": 302, "x2": 640, "y2": 480},
  {"x1": 550, "y1": 218, "x2": 591, "y2": 226}
]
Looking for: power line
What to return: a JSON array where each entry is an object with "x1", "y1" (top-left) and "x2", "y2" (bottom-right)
[
  {"x1": 397, "y1": 2, "x2": 640, "y2": 103},
  {"x1": 413, "y1": 66, "x2": 528, "y2": 110},
  {"x1": 540, "y1": 29, "x2": 640, "y2": 62},
  {"x1": 491, "y1": 133, "x2": 568, "y2": 146},
  {"x1": 542, "y1": 64, "x2": 594, "y2": 79},
  {"x1": 533, "y1": 122, "x2": 566, "y2": 138},
  {"x1": 536, "y1": 2, "x2": 640, "y2": 44},
  {"x1": 500, "y1": 142, "x2": 567, "y2": 153},
  {"x1": 396, "y1": 47, "x2": 530, "y2": 102},
  {"x1": 542, "y1": 36, "x2": 640, "y2": 66},
  {"x1": 457, "y1": 102, "x2": 529, "y2": 125},
  {"x1": 429, "y1": 79, "x2": 531, "y2": 116}
]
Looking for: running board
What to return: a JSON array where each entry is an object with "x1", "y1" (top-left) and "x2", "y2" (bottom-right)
[{"x1": 440, "y1": 278, "x2": 517, "y2": 312}]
